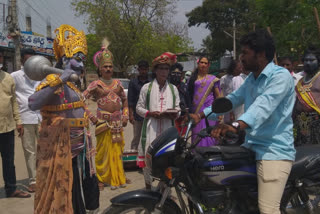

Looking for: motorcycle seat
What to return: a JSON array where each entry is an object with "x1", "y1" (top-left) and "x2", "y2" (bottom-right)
[
  {"x1": 289, "y1": 145, "x2": 320, "y2": 181},
  {"x1": 195, "y1": 146, "x2": 255, "y2": 160}
]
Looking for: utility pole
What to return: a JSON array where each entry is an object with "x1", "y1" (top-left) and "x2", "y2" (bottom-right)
[
  {"x1": 233, "y1": 19, "x2": 236, "y2": 60},
  {"x1": 9, "y1": 0, "x2": 21, "y2": 71}
]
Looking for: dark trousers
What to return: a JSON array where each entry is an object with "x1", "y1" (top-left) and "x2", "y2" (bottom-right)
[
  {"x1": 0, "y1": 131, "x2": 17, "y2": 196},
  {"x1": 72, "y1": 157, "x2": 99, "y2": 213}
]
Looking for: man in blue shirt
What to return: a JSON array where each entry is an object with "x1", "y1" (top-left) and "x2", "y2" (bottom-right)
[{"x1": 192, "y1": 30, "x2": 296, "y2": 214}]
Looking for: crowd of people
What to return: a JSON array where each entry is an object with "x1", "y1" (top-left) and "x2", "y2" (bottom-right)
[{"x1": 0, "y1": 24, "x2": 319, "y2": 214}]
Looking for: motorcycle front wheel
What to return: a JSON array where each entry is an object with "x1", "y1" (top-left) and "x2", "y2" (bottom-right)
[
  {"x1": 103, "y1": 203, "x2": 181, "y2": 214},
  {"x1": 281, "y1": 191, "x2": 320, "y2": 214}
]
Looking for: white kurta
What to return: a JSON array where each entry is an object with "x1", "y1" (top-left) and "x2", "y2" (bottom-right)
[
  {"x1": 136, "y1": 80, "x2": 180, "y2": 166},
  {"x1": 220, "y1": 74, "x2": 244, "y2": 122}
]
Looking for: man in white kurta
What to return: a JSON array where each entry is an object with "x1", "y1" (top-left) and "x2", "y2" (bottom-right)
[
  {"x1": 11, "y1": 49, "x2": 41, "y2": 193},
  {"x1": 220, "y1": 60, "x2": 245, "y2": 123},
  {"x1": 136, "y1": 52, "x2": 180, "y2": 188}
]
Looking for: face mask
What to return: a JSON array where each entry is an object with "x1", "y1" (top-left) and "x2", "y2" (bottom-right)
[
  {"x1": 170, "y1": 74, "x2": 181, "y2": 86},
  {"x1": 0, "y1": 64, "x2": 3, "y2": 68}
]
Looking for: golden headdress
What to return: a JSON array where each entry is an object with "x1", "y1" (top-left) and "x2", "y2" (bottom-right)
[
  {"x1": 53, "y1": 24, "x2": 87, "y2": 60},
  {"x1": 93, "y1": 38, "x2": 114, "y2": 69},
  {"x1": 152, "y1": 52, "x2": 177, "y2": 69}
]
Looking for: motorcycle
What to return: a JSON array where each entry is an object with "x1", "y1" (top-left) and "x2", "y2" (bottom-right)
[{"x1": 103, "y1": 98, "x2": 320, "y2": 214}]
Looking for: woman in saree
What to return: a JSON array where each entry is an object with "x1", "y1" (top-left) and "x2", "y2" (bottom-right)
[{"x1": 187, "y1": 56, "x2": 222, "y2": 146}]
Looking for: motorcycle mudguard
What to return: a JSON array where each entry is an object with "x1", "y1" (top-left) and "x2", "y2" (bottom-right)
[{"x1": 110, "y1": 189, "x2": 181, "y2": 213}]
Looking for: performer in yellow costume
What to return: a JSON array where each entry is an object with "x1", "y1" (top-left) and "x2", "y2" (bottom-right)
[{"x1": 84, "y1": 39, "x2": 128, "y2": 190}]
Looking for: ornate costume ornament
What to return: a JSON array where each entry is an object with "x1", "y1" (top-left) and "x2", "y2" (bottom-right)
[
  {"x1": 53, "y1": 24, "x2": 88, "y2": 59},
  {"x1": 93, "y1": 38, "x2": 114, "y2": 69},
  {"x1": 152, "y1": 52, "x2": 177, "y2": 69}
]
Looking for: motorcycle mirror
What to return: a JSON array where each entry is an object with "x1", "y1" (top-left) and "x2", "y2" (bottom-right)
[{"x1": 211, "y1": 97, "x2": 233, "y2": 113}]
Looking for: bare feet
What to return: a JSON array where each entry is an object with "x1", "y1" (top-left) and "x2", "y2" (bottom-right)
[
  {"x1": 98, "y1": 182, "x2": 104, "y2": 191},
  {"x1": 126, "y1": 178, "x2": 132, "y2": 184}
]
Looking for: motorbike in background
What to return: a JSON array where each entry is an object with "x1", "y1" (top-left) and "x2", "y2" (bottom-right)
[{"x1": 103, "y1": 98, "x2": 320, "y2": 214}]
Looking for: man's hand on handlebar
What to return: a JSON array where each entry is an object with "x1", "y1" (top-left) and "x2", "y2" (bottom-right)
[{"x1": 211, "y1": 124, "x2": 237, "y2": 138}]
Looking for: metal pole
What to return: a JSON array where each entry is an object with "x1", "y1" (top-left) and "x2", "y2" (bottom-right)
[
  {"x1": 10, "y1": 0, "x2": 21, "y2": 71},
  {"x1": 2, "y1": 3, "x2": 5, "y2": 31},
  {"x1": 233, "y1": 19, "x2": 236, "y2": 60}
]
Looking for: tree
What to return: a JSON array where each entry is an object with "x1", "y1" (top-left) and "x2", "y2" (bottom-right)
[
  {"x1": 186, "y1": 0, "x2": 254, "y2": 60},
  {"x1": 85, "y1": 34, "x2": 101, "y2": 71},
  {"x1": 187, "y1": 0, "x2": 320, "y2": 61},
  {"x1": 71, "y1": 0, "x2": 192, "y2": 75},
  {"x1": 253, "y1": 0, "x2": 320, "y2": 60}
]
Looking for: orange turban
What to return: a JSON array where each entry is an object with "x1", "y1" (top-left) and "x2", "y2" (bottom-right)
[{"x1": 152, "y1": 52, "x2": 177, "y2": 69}]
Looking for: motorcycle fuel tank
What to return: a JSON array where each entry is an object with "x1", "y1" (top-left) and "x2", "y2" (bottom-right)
[{"x1": 191, "y1": 148, "x2": 257, "y2": 189}]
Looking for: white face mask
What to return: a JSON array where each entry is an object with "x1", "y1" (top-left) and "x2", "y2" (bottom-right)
[{"x1": 0, "y1": 64, "x2": 3, "y2": 68}]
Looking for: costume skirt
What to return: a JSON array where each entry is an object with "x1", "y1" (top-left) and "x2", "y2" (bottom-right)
[{"x1": 95, "y1": 129, "x2": 126, "y2": 187}]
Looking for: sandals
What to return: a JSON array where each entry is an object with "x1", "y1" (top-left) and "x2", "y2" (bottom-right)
[
  {"x1": 8, "y1": 189, "x2": 31, "y2": 198},
  {"x1": 27, "y1": 184, "x2": 36, "y2": 193}
]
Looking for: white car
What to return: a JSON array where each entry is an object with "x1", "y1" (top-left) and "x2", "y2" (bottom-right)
[{"x1": 118, "y1": 78, "x2": 130, "y2": 97}]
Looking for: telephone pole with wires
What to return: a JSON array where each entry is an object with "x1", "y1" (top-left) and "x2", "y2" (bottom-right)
[{"x1": 9, "y1": 0, "x2": 21, "y2": 71}]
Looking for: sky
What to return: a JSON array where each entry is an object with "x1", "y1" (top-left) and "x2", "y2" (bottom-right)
[{"x1": 0, "y1": 0, "x2": 210, "y2": 50}]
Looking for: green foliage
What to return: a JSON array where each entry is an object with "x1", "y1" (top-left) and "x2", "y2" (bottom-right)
[
  {"x1": 254, "y1": 0, "x2": 320, "y2": 60},
  {"x1": 71, "y1": 0, "x2": 192, "y2": 74},
  {"x1": 187, "y1": 0, "x2": 320, "y2": 61},
  {"x1": 85, "y1": 34, "x2": 101, "y2": 71},
  {"x1": 187, "y1": 0, "x2": 254, "y2": 60}
]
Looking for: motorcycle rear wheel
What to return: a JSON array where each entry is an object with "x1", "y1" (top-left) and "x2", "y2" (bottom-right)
[{"x1": 103, "y1": 203, "x2": 181, "y2": 214}]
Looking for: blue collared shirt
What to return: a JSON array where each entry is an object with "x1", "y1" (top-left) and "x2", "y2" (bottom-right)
[{"x1": 204, "y1": 62, "x2": 296, "y2": 161}]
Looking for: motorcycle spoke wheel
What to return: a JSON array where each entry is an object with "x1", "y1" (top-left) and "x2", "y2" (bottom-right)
[
  {"x1": 118, "y1": 207, "x2": 150, "y2": 214},
  {"x1": 103, "y1": 202, "x2": 181, "y2": 214},
  {"x1": 103, "y1": 206, "x2": 151, "y2": 214}
]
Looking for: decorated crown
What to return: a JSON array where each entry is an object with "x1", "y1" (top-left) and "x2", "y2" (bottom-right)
[
  {"x1": 93, "y1": 38, "x2": 113, "y2": 68},
  {"x1": 53, "y1": 24, "x2": 87, "y2": 59}
]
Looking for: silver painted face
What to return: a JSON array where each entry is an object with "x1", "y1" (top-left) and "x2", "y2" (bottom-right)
[
  {"x1": 62, "y1": 52, "x2": 86, "y2": 76},
  {"x1": 304, "y1": 53, "x2": 319, "y2": 74}
]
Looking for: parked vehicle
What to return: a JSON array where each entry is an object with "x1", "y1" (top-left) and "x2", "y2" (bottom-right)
[
  {"x1": 103, "y1": 98, "x2": 320, "y2": 214},
  {"x1": 119, "y1": 78, "x2": 130, "y2": 97}
]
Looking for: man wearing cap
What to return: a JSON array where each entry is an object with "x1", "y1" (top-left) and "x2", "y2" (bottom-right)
[
  {"x1": 11, "y1": 48, "x2": 41, "y2": 193},
  {"x1": 136, "y1": 52, "x2": 180, "y2": 189}
]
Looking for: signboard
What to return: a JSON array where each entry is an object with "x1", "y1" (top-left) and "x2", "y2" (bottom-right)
[
  {"x1": 0, "y1": 30, "x2": 13, "y2": 48},
  {"x1": 0, "y1": 30, "x2": 54, "y2": 56},
  {"x1": 21, "y1": 33, "x2": 54, "y2": 55}
]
